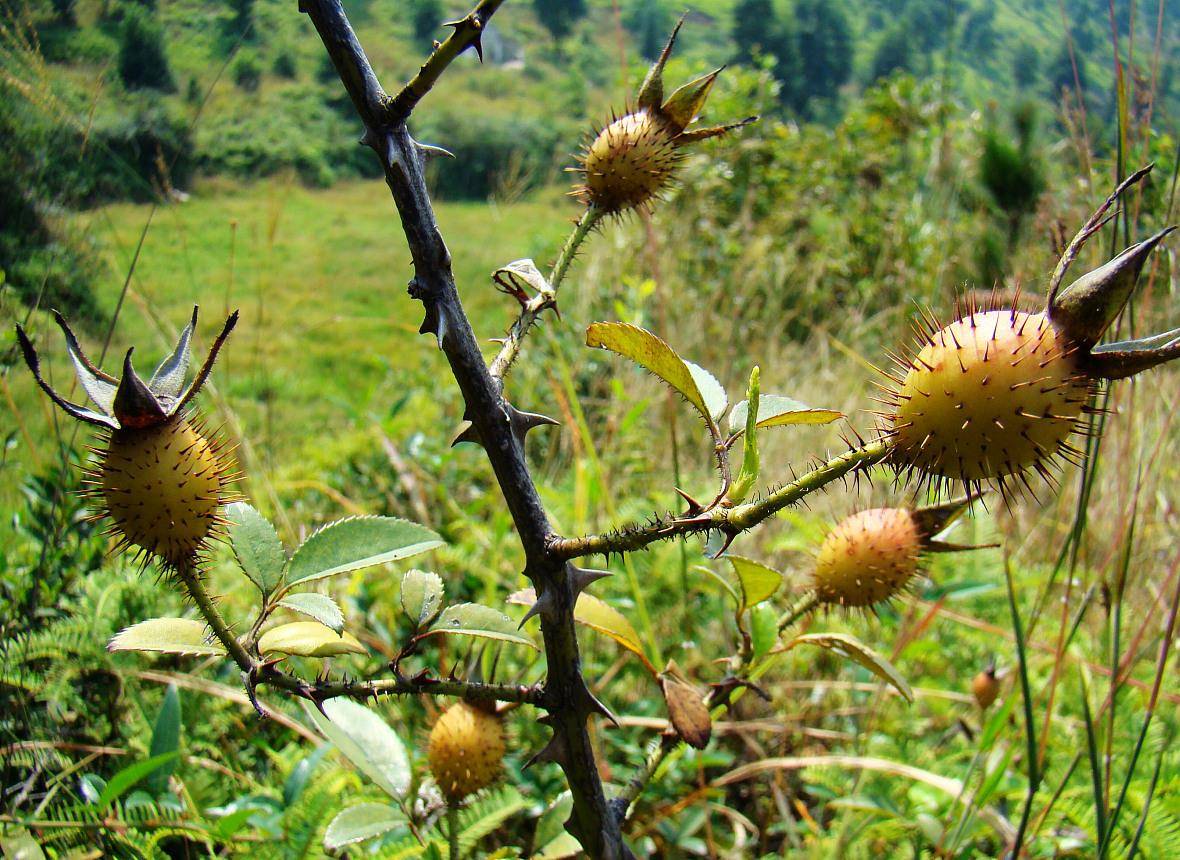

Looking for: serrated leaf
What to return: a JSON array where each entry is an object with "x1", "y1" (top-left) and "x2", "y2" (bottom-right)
[
  {"x1": 400, "y1": 569, "x2": 445, "y2": 627},
  {"x1": 147, "y1": 685, "x2": 181, "y2": 794},
  {"x1": 780, "y1": 633, "x2": 913, "y2": 703},
  {"x1": 304, "y1": 699, "x2": 411, "y2": 800},
  {"x1": 224, "y1": 502, "x2": 286, "y2": 596},
  {"x1": 287, "y1": 517, "x2": 444, "y2": 586},
  {"x1": 109, "y1": 618, "x2": 226, "y2": 657},
  {"x1": 749, "y1": 603, "x2": 778, "y2": 659},
  {"x1": 258, "y1": 622, "x2": 365, "y2": 657},
  {"x1": 728, "y1": 395, "x2": 843, "y2": 433},
  {"x1": 324, "y1": 803, "x2": 404, "y2": 850},
  {"x1": 420, "y1": 604, "x2": 536, "y2": 649},
  {"x1": 685, "y1": 360, "x2": 727, "y2": 421},
  {"x1": 586, "y1": 322, "x2": 715, "y2": 426},
  {"x1": 508, "y1": 588, "x2": 655, "y2": 673},
  {"x1": 277, "y1": 593, "x2": 344, "y2": 634},
  {"x1": 726, "y1": 556, "x2": 782, "y2": 611}
]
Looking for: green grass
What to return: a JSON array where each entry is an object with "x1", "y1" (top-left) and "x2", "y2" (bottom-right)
[{"x1": 2, "y1": 178, "x2": 578, "y2": 531}]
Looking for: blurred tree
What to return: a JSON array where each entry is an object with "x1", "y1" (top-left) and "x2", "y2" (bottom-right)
[
  {"x1": 869, "y1": 24, "x2": 913, "y2": 82},
  {"x1": 533, "y1": 0, "x2": 587, "y2": 40},
  {"x1": 1047, "y1": 42, "x2": 1087, "y2": 100},
  {"x1": 50, "y1": 0, "x2": 77, "y2": 25},
  {"x1": 228, "y1": 0, "x2": 256, "y2": 40},
  {"x1": 625, "y1": 0, "x2": 671, "y2": 61},
  {"x1": 980, "y1": 101, "x2": 1043, "y2": 251},
  {"x1": 233, "y1": 49, "x2": 263, "y2": 92},
  {"x1": 410, "y1": 0, "x2": 442, "y2": 42},
  {"x1": 732, "y1": 0, "x2": 802, "y2": 109},
  {"x1": 793, "y1": 0, "x2": 853, "y2": 112},
  {"x1": 118, "y1": 7, "x2": 176, "y2": 92},
  {"x1": 1012, "y1": 39, "x2": 1039, "y2": 89}
]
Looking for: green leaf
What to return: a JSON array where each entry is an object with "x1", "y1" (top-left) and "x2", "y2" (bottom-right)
[
  {"x1": 399, "y1": 569, "x2": 445, "y2": 627},
  {"x1": 276, "y1": 593, "x2": 344, "y2": 634},
  {"x1": 421, "y1": 604, "x2": 536, "y2": 649},
  {"x1": 509, "y1": 588, "x2": 655, "y2": 673},
  {"x1": 729, "y1": 395, "x2": 843, "y2": 434},
  {"x1": 324, "y1": 803, "x2": 404, "y2": 850},
  {"x1": 109, "y1": 618, "x2": 225, "y2": 657},
  {"x1": 726, "y1": 556, "x2": 782, "y2": 611},
  {"x1": 749, "y1": 604, "x2": 778, "y2": 659},
  {"x1": 303, "y1": 699, "x2": 411, "y2": 799},
  {"x1": 95, "y1": 752, "x2": 180, "y2": 811},
  {"x1": 586, "y1": 322, "x2": 715, "y2": 426},
  {"x1": 780, "y1": 633, "x2": 913, "y2": 703},
  {"x1": 685, "y1": 360, "x2": 727, "y2": 422},
  {"x1": 224, "y1": 502, "x2": 287, "y2": 596},
  {"x1": 147, "y1": 685, "x2": 181, "y2": 794},
  {"x1": 286, "y1": 516, "x2": 444, "y2": 586},
  {"x1": 726, "y1": 366, "x2": 760, "y2": 504},
  {"x1": 257, "y1": 622, "x2": 366, "y2": 657}
]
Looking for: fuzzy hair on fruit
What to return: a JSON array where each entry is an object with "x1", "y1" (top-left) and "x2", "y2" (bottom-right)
[
  {"x1": 812, "y1": 507, "x2": 922, "y2": 609},
  {"x1": 427, "y1": 702, "x2": 506, "y2": 802}
]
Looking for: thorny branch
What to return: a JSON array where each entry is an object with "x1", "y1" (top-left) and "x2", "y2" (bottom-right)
[
  {"x1": 298, "y1": 1, "x2": 624, "y2": 855},
  {"x1": 550, "y1": 441, "x2": 890, "y2": 561}
]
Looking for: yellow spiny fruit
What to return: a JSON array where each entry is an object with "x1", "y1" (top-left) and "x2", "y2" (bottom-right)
[
  {"x1": 812, "y1": 508, "x2": 921, "y2": 608},
  {"x1": 16, "y1": 307, "x2": 239, "y2": 571},
  {"x1": 97, "y1": 416, "x2": 231, "y2": 569},
  {"x1": 886, "y1": 309, "x2": 1091, "y2": 494},
  {"x1": 581, "y1": 110, "x2": 680, "y2": 213},
  {"x1": 428, "y1": 702, "x2": 505, "y2": 802}
]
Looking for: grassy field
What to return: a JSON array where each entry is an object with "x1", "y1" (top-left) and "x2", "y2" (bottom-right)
[{"x1": 3, "y1": 179, "x2": 578, "y2": 523}]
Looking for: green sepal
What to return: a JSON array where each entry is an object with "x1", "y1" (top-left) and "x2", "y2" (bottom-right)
[
  {"x1": 1085, "y1": 325, "x2": 1180, "y2": 379},
  {"x1": 1049, "y1": 226, "x2": 1175, "y2": 346},
  {"x1": 661, "y1": 68, "x2": 722, "y2": 133}
]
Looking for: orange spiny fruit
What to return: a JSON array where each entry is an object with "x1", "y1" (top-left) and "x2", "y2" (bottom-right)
[
  {"x1": 812, "y1": 508, "x2": 921, "y2": 608},
  {"x1": 427, "y1": 702, "x2": 505, "y2": 803},
  {"x1": 885, "y1": 309, "x2": 1090, "y2": 493}
]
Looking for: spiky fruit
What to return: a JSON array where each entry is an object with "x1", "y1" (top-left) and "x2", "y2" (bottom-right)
[
  {"x1": 581, "y1": 111, "x2": 679, "y2": 213},
  {"x1": 427, "y1": 702, "x2": 505, "y2": 802},
  {"x1": 886, "y1": 310, "x2": 1090, "y2": 490},
  {"x1": 96, "y1": 416, "x2": 231, "y2": 569},
  {"x1": 812, "y1": 508, "x2": 921, "y2": 608}
]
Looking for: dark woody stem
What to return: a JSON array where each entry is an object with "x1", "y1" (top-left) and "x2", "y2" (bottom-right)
[{"x1": 299, "y1": 2, "x2": 623, "y2": 855}]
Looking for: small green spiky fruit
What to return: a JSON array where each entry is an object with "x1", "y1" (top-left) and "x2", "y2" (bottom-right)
[
  {"x1": 99, "y1": 417, "x2": 228, "y2": 569},
  {"x1": 812, "y1": 508, "x2": 921, "y2": 608},
  {"x1": 582, "y1": 111, "x2": 680, "y2": 213},
  {"x1": 887, "y1": 310, "x2": 1090, "y2": 489},
  {"x1": 427, "y1": 702, "x2": 505, "y2": 802}
]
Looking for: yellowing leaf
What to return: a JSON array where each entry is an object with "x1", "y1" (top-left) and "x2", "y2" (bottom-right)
[
  {"x1": 779, "y1": 633, "x2": 913, "y2": 703},
  {"x1": 258, "y1": 622, "x2": 366, "y2": 657},
  {"x1": 729, "y1": 395, "x2": 843, "y2": 434},
  {"x1": 726, "y1": 556, "x2": 782, "y2": 611},
  {"x1": 109, "y1": 618, "x2": 226, "y2": 656},
  {"x1": 420, "y1": 603, "x2": 537, "y2": 649},
  {"x1": 509, "y1": 588, "x2": 656, "y2": 674},
  {"x1": 587, "y1": 322, "x2": 716, "y2": 427}
]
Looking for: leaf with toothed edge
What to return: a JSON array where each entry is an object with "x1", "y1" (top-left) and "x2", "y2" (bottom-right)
[
  {"x1": 286, "y1": 517, "x2": 443, "y2": 586},
  {"x1": 586, "y1": 322, "x2": 719, "y2": 427},
  {"x1": 224, "y1": 502, "x2": 286, "y2": 597},
  {"x1": 726, "y1": 556, "x2": 783, "y2": 612},
  {"x1": 508, "y1": 588, "x2": 656, "y2": 674},
  {"x1": 323, "y1": 803, "x2": 404, "y2": 850},
  {"x1": 728, "y1": 395, "x2": 843, "y2": 434},
  {"x1": 109, "y1": 618, "x2": 226, "y2": 656},
  {"x1": 257, "y1": 622, "x2": 365, "y2": 657},
  {"x1": 276, "y1": 593, "x2": 345, "y2": 634},
  {"x1": 303, "y1": 699, "x2": 411, "y2": 800},
  {"x1": 685, "y1": 360, "x2": 727, "y2": 422},
  {"x1": 420, "y1": 603, "x2": 537, "y2": 649},
  {"x1": 399, "y1": 569, "x2": 445, "y2": 627},
  {"x1": 778, "y1": 633, "x2": 914, "y2": 703}
]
